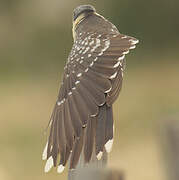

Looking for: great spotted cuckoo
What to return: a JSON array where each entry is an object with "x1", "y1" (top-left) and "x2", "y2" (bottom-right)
[{"x1": 42, "y1": 4, "x2": 139, "y2": 173}]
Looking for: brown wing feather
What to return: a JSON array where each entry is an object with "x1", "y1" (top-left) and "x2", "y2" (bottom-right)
[
  {"x1": 43, "y1": 18, "x2": 138, "y2": 172},
  {"x1": 84, "y1": 116, "x2": 96, "y2": 162}
]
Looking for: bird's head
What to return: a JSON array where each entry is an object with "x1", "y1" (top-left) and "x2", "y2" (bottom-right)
[{"x1": 72, "y1": 5, "x2": 96, "y2": 40}]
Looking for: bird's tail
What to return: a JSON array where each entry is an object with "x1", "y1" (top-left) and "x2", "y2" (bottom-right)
[
  {"x1": 68, "y1": 104, "x2": 114, "y2": 179},
  {"x1": 95, "y1": 104, "x2": 114, "y2": 158}
]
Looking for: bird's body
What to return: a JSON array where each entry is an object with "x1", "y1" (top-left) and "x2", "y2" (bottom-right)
[{"x1": 42, "y1": 5, "x2": 139, "y2": 173}]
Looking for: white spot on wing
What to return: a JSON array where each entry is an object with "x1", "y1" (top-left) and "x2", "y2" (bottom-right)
[
  {"x1": 77, "y1": 73, "x2": 82, "y2": 77},
  {"x1": 121, "y1": 35, "x2": 127, "y2": 39},
  {"x1": 88, "y1": 54, "x2": 92, "y2": 57},
  {"x1": 105, "y1": 87, "x2": 112, "y2": 93},
  {"x1": 75, "y1": 81, "x2": 80, "y2": 85},
  {"x1": 129, "y1": 39, "x2": 139, "y2": 45},
  {"x1": 82, "y1": 47, "x2": 90, "y2": 54},
  {"x1": 85, "y1": 41, "x2": 89, "y2": 46},
  {"x1": 68, "y1": 91, "x2": 72, "y2": 95},
  {"x1": 42, "y1": 142, "x2": 48, "y2": 160},
  {"x1": 90, "y1": 62, "x2": 94, "y2": 67},
  {"x1": 94, "y1": 57, "x2": 98, "y2": 62},
  {"x1": 98, "y1": 40, "x2": 110, "y2": 56},
  {"x1": 123, "y1": 50, "x2": 129, "y2": 55},
  {"x1": 121, "y1": 72, "x2": 124, "y2": 77},
  {"x1": 103, "y1": 40, "x2": 110, "y2": 51},
  {"x1": 91, "y1": 39, "x2": 101, "y2": 52},
  {"x1": 58, "y1": 99, "x2": 65, "y2": 105},
  {"x1": 98, "y1": 51, "x2": 104, "y2": 56},
  {"x1": 57, "y1": 101, "x2": 62, "y2": 106},
  {"x1": 97, "y1": 151, "x2": 103, "y2": 160},
  {"x1": 105, "y1": 139, "x2": 114, "y2": 153},
  {"x1": 118, "y1": 55, "x2": 125, "y2": 61},
  {"x1": 44, "y1": 156, "x2": 54, "y2": 173},
  {"x1": 130, "y1": 45, "x2": 136, "y2": 49},
  {"x1": 91, "y1": 113, "x2": 97, "y2": 117},
  {"x1": 110, "y1": 72, "x2": 118, "y2": 79},
  {"x1": 57, "y1": 164, "x2": 65, "y2": 173},
  {"x1": 113, "y1": 61, "x2": 121, "y2": 68},
  {"x1": 89, "y1": 40, "x2": 94, "y2": 46},
  {"x1": 85, "y1": 68, "x2": 89, "y2": 72}
]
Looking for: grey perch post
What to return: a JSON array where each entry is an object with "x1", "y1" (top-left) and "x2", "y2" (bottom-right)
[
  {"x1": 162, "y1": 118, "x2": 179, "y2": 180},
  {"x1": 70, "y1": 166, "x2": 124, "y2": 180},
  {"x1": 68, "y1": 149, "x2": 108, "y2": 180},
  {"x1": 68, "y1": 150, "x2": 124, "y2": 180}
]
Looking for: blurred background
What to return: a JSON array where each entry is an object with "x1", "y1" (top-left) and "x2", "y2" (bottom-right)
[{"x1": 0, "y1": 0, "x2": 179, "y2": 180}]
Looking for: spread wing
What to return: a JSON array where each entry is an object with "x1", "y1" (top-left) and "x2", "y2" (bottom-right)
[{"x1": 42, "y1": 30, "x2": 139, "y2": 172}]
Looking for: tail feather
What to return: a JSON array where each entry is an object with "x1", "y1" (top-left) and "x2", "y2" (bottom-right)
[
  {"x1": 95, "y1": 104, "x2": 114, "y2": 158},
  {"x1": 69, "y1": 104, "x2": 113, "y2": 169},
  {"x1": 70, "y1": 129, "x2": 84, "y2": 169},
  {"x1": 84, "y1": 116, "x2": 96, "y2": 162},
  {"x1": 105, "y1": 105, "x2": 113, "y2": 143},
  {"x1": 95, "y1": 105, "x2": 106, "y2": 157}
]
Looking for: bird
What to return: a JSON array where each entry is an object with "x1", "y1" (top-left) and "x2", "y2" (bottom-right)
[{"x1": 42, "y1": 4, "x2": 139, "y2": 174}]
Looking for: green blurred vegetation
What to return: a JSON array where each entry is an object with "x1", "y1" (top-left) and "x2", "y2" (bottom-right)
[
  {"x1": 0, "y1": 0, "x2": 179, "y2": 80},
  {"x1": 0, "y1": 0, "x2": 179, "y2": 180}
]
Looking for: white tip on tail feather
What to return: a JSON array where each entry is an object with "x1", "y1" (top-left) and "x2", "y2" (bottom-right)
[
  {"x1": 130, "y1": 39, "x2": 139, "y2": 45},
  {"x1": 113, "y1": 61, "x2": 121, "y2": 68},
  {"x1": 105, "y1": 87, "x2": 112, "y2": 93},
  {"x1": 57, "y1": 164, "x2": 65, "y2": 173},
  {"x1": 121, "y1": 35, "x2": 127, "y2": 39},
  {"x1": 42, "y1": 142, "x2": 48, "y2": 160},
  {"x1": 118, "y1": 55, "x2": 125, "y2": 61},
  {"x1": 110, "y1": 72, "x2": 117, "y2": 79},
  {"x1": 97, "y1": 151, "x2": 103, "y2": 160},
  {"x1": 44, "y1": 156, "x2": 54, "y2": 173},
  {"x1": 105, "y1": 139, "x2": 114, "y2": 153},
  {"x1": 130, "y1": 45, "x2": 136, "y2": 49},
  {"x1": 123, "y1": 50, "x2": 129, "y2": 55}
]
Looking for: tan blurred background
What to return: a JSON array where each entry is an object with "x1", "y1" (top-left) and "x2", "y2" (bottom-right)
[{"x1": 0, "y1": 0, "x2": 179, "y2": 180}]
